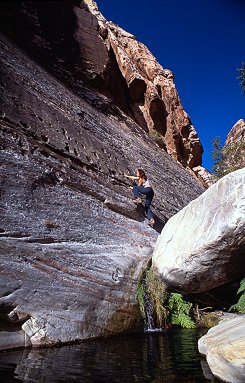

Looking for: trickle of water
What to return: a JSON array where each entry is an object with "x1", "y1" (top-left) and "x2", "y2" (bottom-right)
[{"x1": 143, "y1": 278, "x2": 155, "y2": 331}]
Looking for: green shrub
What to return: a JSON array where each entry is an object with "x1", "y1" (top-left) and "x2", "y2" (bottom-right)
[
  {"x1": 237, "y1": 62, "x2": 245, "y2": 95},
  {"x1": 229, "y1": 278, "x2": 245, "y2": 313},
  {"x1": 166, "y1": 292, "x2": 196, "y2": 329}
]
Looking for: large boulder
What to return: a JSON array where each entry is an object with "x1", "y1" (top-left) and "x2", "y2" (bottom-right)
[
  {"x1": 198, "y1": 315, "x2": 245, "y2": 383},
  {"x1": 0, "y1": 27, "x2": 204, "y2": 350},
  {"x1": 152, "y1": 168, "x2": 245, "y2": 293}
]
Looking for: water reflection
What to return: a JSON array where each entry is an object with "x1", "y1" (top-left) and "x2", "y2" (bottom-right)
[{"x1": 0, "y1": 329, "x2": 217, "y2": 382}]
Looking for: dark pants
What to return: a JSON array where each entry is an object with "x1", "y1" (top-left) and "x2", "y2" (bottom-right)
[{"x1": 133, "y1": 183, "x2": 154, "y2": 220}]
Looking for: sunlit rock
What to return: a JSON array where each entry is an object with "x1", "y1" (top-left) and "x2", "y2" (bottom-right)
[
  {"x1": 90, "y1": 2, "x2": 204, "y2": 168},
  {"x1": 222, "y1": 119, "x2": 245, "y2": 174},
  {"x1": 152, "y1": 168, "x2": 245, "y2": 293},
  {"x1": 225, "y1": 119, "x2": 245, "y2": 145},
  {"x1": 192, "y1": 166, "x2": 216, "y2": 188}
]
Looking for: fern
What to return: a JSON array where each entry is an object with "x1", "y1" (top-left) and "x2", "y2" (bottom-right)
[
  {"x1": 166, "y1": 293, "x2": 196, "y2": 329},
  {"x1": 136, "y1": 269, "x2": 196, "y2": 329},
  {"x1": 229, "y1": 278, "x2": 245, "y2": 313},
  {"x1": 237, "y1": 278, "x2": 245, "y2": 294}
]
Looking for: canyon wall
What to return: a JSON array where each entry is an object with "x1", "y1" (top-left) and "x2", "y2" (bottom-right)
[{"x1": 0, "y1": 1, "x2": 205, "y2": 349}]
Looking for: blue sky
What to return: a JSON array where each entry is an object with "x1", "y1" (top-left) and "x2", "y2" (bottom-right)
[{"x1": 96, "y1": 0, "x2": 245, "y2": 171}]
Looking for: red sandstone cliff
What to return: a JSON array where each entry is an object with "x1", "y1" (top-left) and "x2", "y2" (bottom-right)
[{"x1": 81, "y1": 1, "x2": 203, "y2": 169}]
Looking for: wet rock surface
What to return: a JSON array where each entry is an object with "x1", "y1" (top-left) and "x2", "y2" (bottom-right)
[{"x1": 0, "y1": 27, "x2": 205, "y2": 349}]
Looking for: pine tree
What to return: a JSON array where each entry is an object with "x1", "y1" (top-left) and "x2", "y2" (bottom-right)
[
  {"x1": 237, "y1": 62, "x2": 245, "y2": 95},
  {"x1": 211, "y1": 136, "x2": 225, "y2": 177}
]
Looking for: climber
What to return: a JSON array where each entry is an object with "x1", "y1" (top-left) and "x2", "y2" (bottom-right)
[{"x1": 124, "y1": 168, "x2": 155, "y2": 226}]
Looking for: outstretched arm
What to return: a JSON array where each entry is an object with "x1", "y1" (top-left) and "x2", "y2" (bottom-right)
[{"x1": 124, "y1": 174, "x2": 139, "y2": 180}]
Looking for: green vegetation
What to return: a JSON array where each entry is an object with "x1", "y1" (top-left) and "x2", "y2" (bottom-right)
[
  {"x1": 149, "y1": 129, "x2": 166, "y2": 150},
  {"x1": 136, "y1": 268, "x2": 167, "y2": 327},
  {"x1": 135, "y1": 280, "x2": 146, "y2": 319},
  {"x1": 237, "y1": 62, "x2": 245, "y2": 95},
  {"x1": 145, "y1": 268, "x2": 167, "y2": 327},
  {"x1": 136, "y1": 268, "x2": 196, "y2": 329},
  {"x1": 211, "y1": 62, "x2": 245, "y2": 178},
  {"x1": 165, "y1": 292, "x2": 196, "y2": 329},
  {"x1": 211, "y1": 136, "x2": 245, "y2": 178},
  {"x1": 211, "y1": 136, "x2": 224, "y2": 178},
  {"x1": 222, "y1": 140, "x2": 245, "y2": 175},
  {"x1": 229, "y1": 278, "x2": 245, "y2": 313}
]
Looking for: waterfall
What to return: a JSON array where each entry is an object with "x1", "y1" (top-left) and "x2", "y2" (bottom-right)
[
  {"x1": 143, "y1": 278, "x2": 155, "y2": 331},
  {"x1": 142, "y1": 278, "x2": 165, "y2": 333}
]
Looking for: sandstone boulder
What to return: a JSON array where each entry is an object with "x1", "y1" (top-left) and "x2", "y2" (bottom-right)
[
  {"x1": 198, "y1": 315, "x2": 245, "y2": 383},
  {"x1": 152, "y1": 168, "x2": 245, "y2": 293}
]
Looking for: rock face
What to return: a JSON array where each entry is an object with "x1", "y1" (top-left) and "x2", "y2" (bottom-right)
[
  {"x1": 152, "y1": 168, "x2": 245, "y2": 293},
  {"x1": 225, "y1": 119, "x2": 245, "y2": 145},
  {"x1": 198, "y1": 315, "x2": 245, "y2": 383},
  {"x1": 0, "y1": 3, "x2": 205, "y2": 350},
  {"x1": 0, "y1": 0, "x2": 203, "y2": 170},
  {"x1": 222, "y1": 119, "x2": 245, "y2": 174},
  {"x1": 191, "y1": 165, "x2": 216, "y2": 188},
  {"x1": 86, "y1": 1, "x2": 204, "y2": 169}
]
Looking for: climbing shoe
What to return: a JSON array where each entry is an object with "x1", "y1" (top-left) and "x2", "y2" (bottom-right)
[
  {"x1": 132, "y1": 197, "x2": 142, "y2": 204},
  {"x1": 148, "y1": 218, "x2": 155, "y2": 226}
]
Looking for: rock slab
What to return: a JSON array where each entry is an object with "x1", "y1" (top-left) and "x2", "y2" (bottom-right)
[{"x1": 152, "y1": 168, "x2": 245, "y2": 293}]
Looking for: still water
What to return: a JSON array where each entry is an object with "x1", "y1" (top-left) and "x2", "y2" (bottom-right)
[{"x1": 0, "y1": 329, "x2": 217, "y2": 383}]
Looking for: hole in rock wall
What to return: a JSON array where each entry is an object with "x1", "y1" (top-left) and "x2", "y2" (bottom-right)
[
  {"x1": 156, "y1": 84, "x2": 162, "y2": 99},
  {"x1": 129, "y1": 77, "x2": 146, "y2": 104},
  {"x1": 41, "y1": 134, "x2": 49, "y2": 143},
  {"x1": 176, "y1": 136, "x2": 186, "y2": 164},
  {"x1": 149, "y1": 98, "x2": 168, "y2": 136}
]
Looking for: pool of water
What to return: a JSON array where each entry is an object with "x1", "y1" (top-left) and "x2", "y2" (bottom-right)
[{"x1": 0, "y1": 329, "x2": 217, "y2": 382}]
